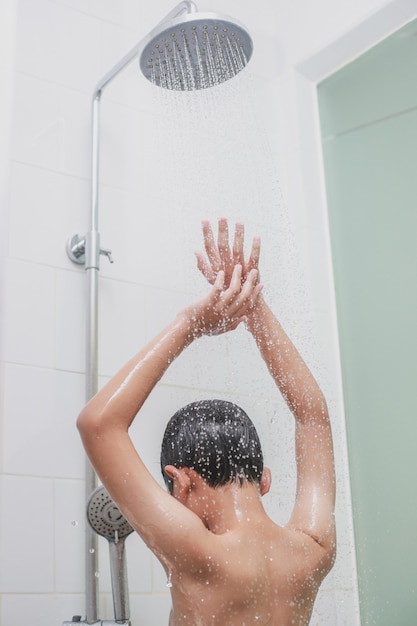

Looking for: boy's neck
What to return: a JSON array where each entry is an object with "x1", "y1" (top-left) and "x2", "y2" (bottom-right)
[{"x1": 194, "y1": 479, "x2": 267, "y2": 534}]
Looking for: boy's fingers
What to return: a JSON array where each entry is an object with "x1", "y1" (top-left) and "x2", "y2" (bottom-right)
[
  {"x1": 247, "y1": 235, "x2": 261, "y2": 273},
  {"x1": 235, "y1": 269, "x2": 259, "y2": 306},
  {"x1": 195, "y1": 251, "x2": 217, "y2": 284},
  {"x1": 233, "y1": 222, "x2": 245, "y2": 267},
  {"x1": 220, "y1": 267, "x2": 257, "y2": 316},
  {"x1": 228, "y1": 263, "x2": 243, "y2": 294},
  {"x1": 217, "y1": 218, "x2": 232, "y2": 260},
  {"x1": 202, "y1": 220, "x2": 222, "y2": 271},
  {"x1": 225, "y1": 269, "x2": 260, "y2": 317},
  {"x1": 242, "y1": 268, "x2": 259, "y2": 292},
  {"x1": 213, "y1": 269, "x2": 225, "y2": 293},
  {"x1": 216, "y1": 264, "x2": 242, "y2": 310},
  {"x1": 232, "y1": 282, "x2": 263, "y2": 319}
]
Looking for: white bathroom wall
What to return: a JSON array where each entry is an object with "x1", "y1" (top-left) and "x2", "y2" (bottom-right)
[{"x1": 1, "y1": 0, "x2": 413, "y2": 624}]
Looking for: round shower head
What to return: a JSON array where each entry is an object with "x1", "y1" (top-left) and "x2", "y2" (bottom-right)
[
  {"x1": 87, "y1": 485, "x2": 134, "y2": 542},
  {"x1": 139, "y1": 12, "x2": 253, "y2": 91}
]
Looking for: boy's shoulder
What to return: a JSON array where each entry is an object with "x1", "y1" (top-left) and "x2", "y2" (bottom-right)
[{"x1": 183, "y1": 514, "x2": 332, "y2": 586}]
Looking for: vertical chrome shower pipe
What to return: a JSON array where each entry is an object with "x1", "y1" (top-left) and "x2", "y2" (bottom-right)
[
  {"x1": 83, "y1": 3, "x2": 198, "y2": 623},
  {"x1": 84, "y1": 91, "x2": 100, "y2": 625}
]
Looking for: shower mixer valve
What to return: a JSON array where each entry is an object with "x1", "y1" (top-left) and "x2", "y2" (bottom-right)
[{"x1": 66, "y1": 233, "x2": 114, "y2": 266}]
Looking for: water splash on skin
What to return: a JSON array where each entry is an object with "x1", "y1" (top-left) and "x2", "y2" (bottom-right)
[{"x1": 102, "y1": 320, "x2": 187, "y2": 410}]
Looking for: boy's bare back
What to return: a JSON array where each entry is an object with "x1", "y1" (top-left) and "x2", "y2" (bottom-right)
[{"x1": 167, "y1": 496, "x2": 333, "y2": 626}]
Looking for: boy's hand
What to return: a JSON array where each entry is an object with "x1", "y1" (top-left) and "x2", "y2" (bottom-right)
[
  {"x1": 195, "y1": 218, "x2": 261, "y2": 289},
  {"x1": 182, "y1": 264, "x2": 262, "y2": 337}
]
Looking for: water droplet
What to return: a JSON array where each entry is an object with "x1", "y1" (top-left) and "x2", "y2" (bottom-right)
[
  {"x1": 89, "y1": 548, "x2": 95, "y2": 554},
  {"x1": 71, "y1": 520, "x2": 79, "y2": 527},
  {"x1": 94, "y1": 571, "x2": 100, "y2": 578}
]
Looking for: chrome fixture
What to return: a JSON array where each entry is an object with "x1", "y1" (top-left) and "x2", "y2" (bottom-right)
[{"x1": 86, "y1": 486, "x2": 134, "y2": 624}]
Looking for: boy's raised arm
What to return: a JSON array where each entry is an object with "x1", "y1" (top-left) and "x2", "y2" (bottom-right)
[
  {"x1": 245, "y1": 298, "x2": 336, "y2": 553},
  {"x1": 76, "y1": 265, "x2": 261, "y2": 565},
  {"x1": 197, "y1": 219, "x2": 336, "y2": 561}
]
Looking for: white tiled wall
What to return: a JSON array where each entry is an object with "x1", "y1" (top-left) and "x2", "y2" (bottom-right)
[{"x1": 2, "y1": 0, "x2": 411, "y2": 624}]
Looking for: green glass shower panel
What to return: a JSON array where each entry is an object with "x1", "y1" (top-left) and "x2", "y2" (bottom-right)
[
  {"x1": 319, "y1": 20, "x2": 417, "y2": 138},
  {"x1": 318, "y1": 19, "x2": 417, "y2": 626}
]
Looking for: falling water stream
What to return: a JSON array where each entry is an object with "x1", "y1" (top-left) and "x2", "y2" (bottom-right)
[
  {"x1": 143, "y1": 67, "x2": 320, "y2": 486},
  {"x1": 148, "y1": 70, "x2": 309, "y2": 326}
]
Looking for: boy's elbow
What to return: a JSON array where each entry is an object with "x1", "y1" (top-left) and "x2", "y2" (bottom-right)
[
  {"x1": 323, "y1": 531, "x2": 337, "y2": 576},
  {"x1": 76, "y1": 406, "x2": 124, "y2": 440},
  {"x1": 320, "y1": 518, "x2": 337, "y2": 575},
  {"x1": 76, "y1": 407, "x2": 100, "y2": 439}
]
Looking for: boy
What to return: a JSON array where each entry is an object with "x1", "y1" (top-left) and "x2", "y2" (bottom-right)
[{"x1": 77, "y1": 219, "x2": 336, "y2": 625}]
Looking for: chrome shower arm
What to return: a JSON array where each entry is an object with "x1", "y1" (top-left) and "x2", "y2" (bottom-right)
[
  {"x1": 154, "y1": 0, "x2": 197, "y2": 24},
  {"x1": 94, "y1": 42, "x2": 142, "y2": 96}
]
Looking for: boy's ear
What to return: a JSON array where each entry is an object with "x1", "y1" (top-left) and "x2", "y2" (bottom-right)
[
  {"x1": 260, "y1": 467, "x2": 271, "y2": 496},
  {"x1": 164, "y1": 465, "x2": 192, "y2": 501}
]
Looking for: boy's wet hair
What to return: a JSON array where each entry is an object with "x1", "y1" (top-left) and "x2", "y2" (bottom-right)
[{"x1": 161, "y1": 399, "x2": 264, "y2": 494}]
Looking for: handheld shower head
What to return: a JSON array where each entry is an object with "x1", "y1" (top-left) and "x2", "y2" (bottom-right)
[
  {"x1": 139, "y1": 11, "x2": 253, "y2": 91},
  {"x1": 87, "y1": 485, "x2": 134, "y2": 542},
  {"x1": 87, "y1": 486, "x2": 134, "y2": 623}
]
